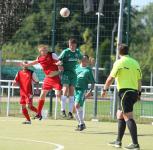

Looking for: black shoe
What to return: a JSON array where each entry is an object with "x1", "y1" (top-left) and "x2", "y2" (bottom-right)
[
  {"x1": 124, "y1": 143, "x2": 140, "y2": 150},
  {"x1": 68, "y1": 112, "x2": 73, "y2": 119},
  {"x1": 22, "y1": 120, "x2": 31, "y2": 124},
  {"x1": 108, "y1": 140, "x2": 122, "y2": 148},
  {"x1": 61, "y1": 110, "x2": 66, "y2": 118},
  {"x1": 33, "y1": 114, "x2": 42, "y2": 120},
  {"x1": 75, "y1": 123, "x2": 86, "y2": 131}
]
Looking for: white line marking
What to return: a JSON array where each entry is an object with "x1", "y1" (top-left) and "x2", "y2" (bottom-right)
[{"x1": 0, "y1": 136, "x2": 64, "y2": 150}]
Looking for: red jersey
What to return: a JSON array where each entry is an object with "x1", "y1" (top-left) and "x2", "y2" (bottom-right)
[
  {"x1": 37, "y1": 52, "x2": 58, "y2": 75},
  {"x1": 15, "y1": 69, "x2": 38, "y2": 97}
]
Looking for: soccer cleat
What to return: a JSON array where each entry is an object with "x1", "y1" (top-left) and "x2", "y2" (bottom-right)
[
  {"x1": 33, "y1": 114, "x2": 42, "y2": 120},
  {"x1": 108, "y1": 140, "x2": 122, "y2": 148},
  {"x1": 75, "y1": 123, "x2": 86, "y2": 131},
  {"x1": 61, "y1": 110, "x2": 66, "y2": 118},
  {"x1": 124, "y1": 143, "x2": 140, "y2": 150},
  {"x1": 68, "y1": 112, "x2": 73, "y2": 119},
  {"x1": 22, "y1": 120, "x2": 31, "y2": 124}
]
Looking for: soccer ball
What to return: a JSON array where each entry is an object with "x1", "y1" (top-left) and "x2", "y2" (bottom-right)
[{"x1": 60, "y1": 8, "x2": 70, "y2": 17}]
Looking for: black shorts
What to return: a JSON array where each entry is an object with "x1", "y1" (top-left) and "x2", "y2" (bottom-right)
[{"x1": 118, "y1": 89, "x2": 138, "y2": 113}]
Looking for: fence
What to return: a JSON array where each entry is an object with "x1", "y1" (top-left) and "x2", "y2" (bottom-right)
[{"x1": 1, "y1": 79, "x2": 153, "y2": 123}]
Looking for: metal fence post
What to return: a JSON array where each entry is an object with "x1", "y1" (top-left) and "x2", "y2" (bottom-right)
[
  {"x1": 49, "y1": 0, "x2": 57, "y2": 116},
  {"x1": 112, "y1": 0, "x2": 125, "y2": 119},
  {"x1": 93, "y1": 11, "x2": 103, "y2": 119},
  {"x1": 7, "y1": 81, "x2": 11, "y2": 117}
]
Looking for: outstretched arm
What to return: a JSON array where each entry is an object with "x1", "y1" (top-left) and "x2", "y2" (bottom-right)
[{"x1": 22, "y1": 60, "x2": 38, "y2": 67}]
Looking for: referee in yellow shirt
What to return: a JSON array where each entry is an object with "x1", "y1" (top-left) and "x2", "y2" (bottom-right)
[{"x1": 102, "y1": 44, "x2": 142, "y2": 150}]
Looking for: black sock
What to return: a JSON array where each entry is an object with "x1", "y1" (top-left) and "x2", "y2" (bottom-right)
[
  {"x1": 116, "y1": 119, "x2": 126, "y2": 142},
  {"x1": 126, "y1": 119, "x2": 138, "y2": 144}
]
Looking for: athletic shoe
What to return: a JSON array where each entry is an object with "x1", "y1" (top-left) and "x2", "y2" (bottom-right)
[
  {"x1": 22, "y1": 120, "x2": 31, "y2": 124},
  {"x1": 68, "y1": 112, "x2": 73, "y2": 119},
  {"x1": 61, "y1": 110, "x2": 66, "y2": 118},
  {"x1": 108, "y1": 140, "x2": 122, "y2": 148},
  {"x1": 75, "y1": 123, "x2": 86, "y2": 131},
  {"x1": 124, "y1": 143, "x2": 140, "y2": 150},
  {"x1": 33, "y1": 114, "x2": 42, "y2": 120}
]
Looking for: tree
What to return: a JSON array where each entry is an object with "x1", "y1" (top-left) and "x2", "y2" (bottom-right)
[
  {"x1": 130, "y1": 3, "x2": 153, "y2": 84},
  {"x1": 0, "y1": 0, "x2": 33, "y2": 46},
  {"x1": 2, "y1": 0, "x2": 119, "y2": 64},
  {"x1": 80, "y1": 28, "x2": 95, "y2": 57}
]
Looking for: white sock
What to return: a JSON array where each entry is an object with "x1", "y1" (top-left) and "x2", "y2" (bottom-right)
[
  {"x1": 76, "y1": 107, "x2": 84, "y2": 125},
  {"x1": 61, "y1": 95, "x2": 67, "y2": 111},
  {"x1": 74, "y1": 113, "x2": 80, "y2": 124},
  {"x1": 69, "y1": 96, "x2": 74, "y2": 113}
]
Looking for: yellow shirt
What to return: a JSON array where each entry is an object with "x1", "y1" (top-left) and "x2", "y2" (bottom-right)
[{"x1": 110, "y1": 55, "x2": 142, "y2": 90}]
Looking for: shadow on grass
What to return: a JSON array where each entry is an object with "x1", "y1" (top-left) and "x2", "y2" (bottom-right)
[{"x1": 82, "y1": 131, "x2": 153, "y2": 137}]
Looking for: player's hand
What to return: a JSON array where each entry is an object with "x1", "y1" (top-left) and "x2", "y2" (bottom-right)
[
  {"x1": 58, "y1": 65, "x2": 64, "y2": 71},
  {"x1": 137, "y1": 91, "x2": 141, "y2": 101},
  {"x1": 85, "y1": 91, "x2": 93, "y2": 98},
  {"x1": 101, "y1": 90, "x2": 107, "y2": 97},
  {"x1": 12, "y1": 81, "x2": 18, "y2": 86},
  {"x1": 21, "y1": 62, "x2": 27, "y2": 67}
]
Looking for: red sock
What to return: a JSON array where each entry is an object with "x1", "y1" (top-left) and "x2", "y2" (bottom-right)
[
  {"x1": 22, "y1": 108, "x2": 30, "y2": 121},
  {"x1": 37, "y1": 99, "x2": 45, "y2": 115},
  {"x1": 29, "y1": 105, "x2": 37, "y2": 113}
]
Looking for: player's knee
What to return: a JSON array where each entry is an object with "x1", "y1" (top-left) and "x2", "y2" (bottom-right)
[
  {"x1": 75, "y1": 103, "x2": 80, "y2": 109},
  {"x1": 55, "y1": 90, "x2": 61, "y2": 97},
  {"x1": 62, "y1": 85, "x2": 69, "y2": 95},
  {"x1": 40, "y1": 93, "x2": 46, "y2": 99},
  {"x1": 116, "y1": 110, "x2": 123, "y2": 119},
  {"x1": 27, "y1": 104, "x2": 32, "y2": 109},
  {"x1": 22, "y1": 105, "x2": 26, "y2": 109},
  {"x1": 123, "y1": 112, "x2": 133, "y2": 121}
]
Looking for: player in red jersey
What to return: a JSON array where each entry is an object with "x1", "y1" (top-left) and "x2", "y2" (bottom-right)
[
  {"x1": 13, "y1": 62, "x2": 39, "y2": 124},
  {"x1": 22, "y1": 44, "x2": 62, "y2": 120}
]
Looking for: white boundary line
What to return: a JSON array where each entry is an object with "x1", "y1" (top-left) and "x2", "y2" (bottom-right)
[{"x1": 0, "y1": 136, "x2": 64, "y2": 150}]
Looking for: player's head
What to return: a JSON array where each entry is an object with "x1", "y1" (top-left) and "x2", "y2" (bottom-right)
[
  {"x1": 118, "y1": 43, "x2": 129, "y2": 56},
  {"x1": 81, "y1": 55, "x2": 89, "y2": 67},
  {"x1": 22, "y1": 61, "x2": 28, "y2": 70},
  {"x1": 68, "y1": 38, "x2": 77, "y2": 51},
  {"x1": 38, "y1": 44, "x2": 49, "y2": 56}
]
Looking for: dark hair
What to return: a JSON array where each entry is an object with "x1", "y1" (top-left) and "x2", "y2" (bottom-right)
[
  {"x1": 118, "y1": 44, "x2": 129, "y2": 55},
  {"x1": 68, "y1": 38, "x2": 77, "y2": 44},
  {"x1": 83, "y1": 54, "x2": 89, "y2": 60}
]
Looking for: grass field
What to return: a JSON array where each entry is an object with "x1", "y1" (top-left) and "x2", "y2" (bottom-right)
[
  {"x1": 1, "y1": 96, "x2": 153, "y2": 123},
  {"x1": 0, "y1": 117, "x2": 153, "y2": 150}
]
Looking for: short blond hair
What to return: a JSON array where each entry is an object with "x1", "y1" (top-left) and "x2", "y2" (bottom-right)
[{"x1": 38, "y1": 44, "x2": 49, "y2": 52}]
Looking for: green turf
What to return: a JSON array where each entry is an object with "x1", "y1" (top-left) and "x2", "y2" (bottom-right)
[
  {"x1": 0, "y1": 117, "x2": 153, "y2": 150},
  {"x1": 1, "y1": 97, "x2": 153, "y2": 123}
]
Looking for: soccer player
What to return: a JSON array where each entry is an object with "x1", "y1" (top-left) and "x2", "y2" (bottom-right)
[
  {"x1": 12, "y1": 61, "x2": 39, "y2": 124},
  {"x1": 22, "y1": 44, "x2": 62, "y2": 120},
  {"x1": 101, "y1": 44, "x2": 142, "y2": 150},
  {"x1": 74, "y1": 55, "x2": 95, "y2": 131},
  {"x1": 58, "y1": 38, "x2": 83, "y2": 119}
]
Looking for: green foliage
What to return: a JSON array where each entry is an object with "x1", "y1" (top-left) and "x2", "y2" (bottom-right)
[
  {"x1": 80, "y1": 28, "x2": 95, "y2": 57},
  {"x1": 130, "y1": 3, "x2": 153, "y2": 84},
  {"x1": 2, "y1": 1, "x2": 53, "y2": 60},
  {"x1": 95, "y1": 39, "x2": 111, "y2": 78},
  {"x1": 2, "y1": 42, "x2": 37, "y2": 60}
]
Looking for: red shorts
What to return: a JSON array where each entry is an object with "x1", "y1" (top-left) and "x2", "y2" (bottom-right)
[
  {"x1": 20, "y1": 95, "x2": 33, "y2": 105},
  {"x1": 42, "y1": 76, "x2": 62, "y2": 91}
]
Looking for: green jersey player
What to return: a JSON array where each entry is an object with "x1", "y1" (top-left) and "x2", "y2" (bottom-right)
[
  {"x1": 74, "y1": 55, "x2": 95, "y2": 131},
  {"x1": 58, "y1": 38, "x2": 83, "y2": 118}
]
